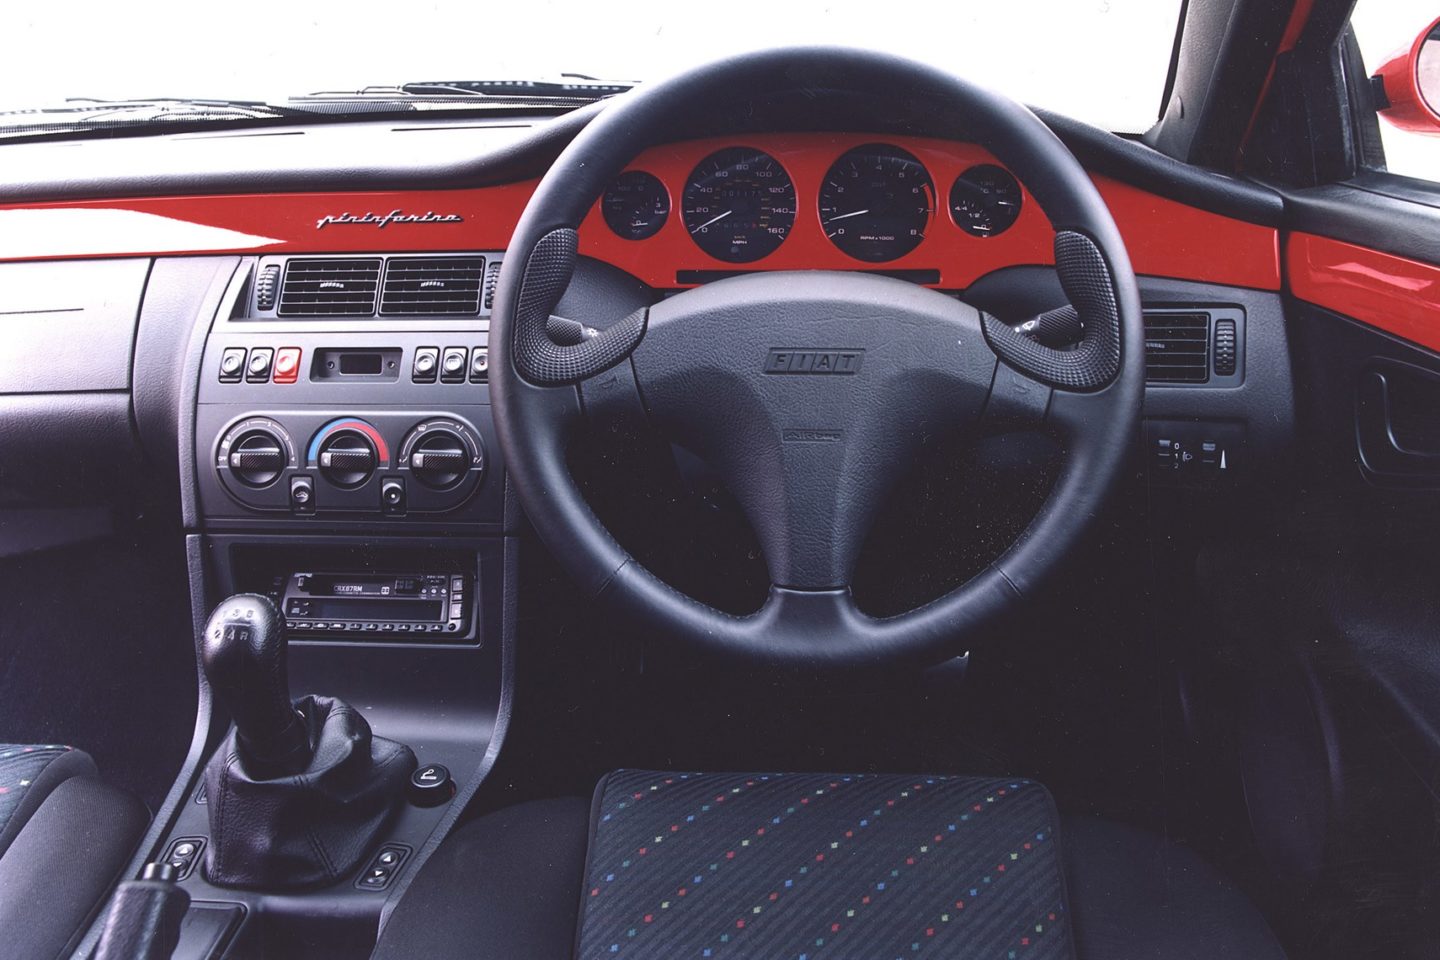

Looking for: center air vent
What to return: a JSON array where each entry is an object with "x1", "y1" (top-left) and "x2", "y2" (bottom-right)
[
  {"x1": 381, "y1": 257, "x2": 485, "y2": 316},
  {"x1": 1143, "y1": 310, "x2": 1211, "y2": 384},
  {"x1": 278, "y1": 259, "x2": 382, "y2": 316}
]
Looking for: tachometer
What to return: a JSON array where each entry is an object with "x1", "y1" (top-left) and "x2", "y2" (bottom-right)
[
  {"x1": 818, "y1": 144, "x2": 933, "y2": 262},
  {"x1": 949, "y1": 165, "x2": 1023, "y2": 238},
  {"x1": 602, "y1": 170, "x2": 670, "y2": 240},
  {"x1": 681, "y1": 147, "x2": 796, "y2": 262}
]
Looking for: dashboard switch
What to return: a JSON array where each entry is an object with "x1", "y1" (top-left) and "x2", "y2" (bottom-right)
[
  {"x1": 245, "y1": 347, "x2": 274, "y2": 383},
  {"x1": 469, "y1": 348, "x2": 489, "y2": 382},
  {"x1": 380, "y1": 477, "x2": 406, "y2": 515},
  {"x1": 412, "y1": 347, "x2": 439, "y2": 383},
  {"x1": 273, "y1": 347, "x2": 302, "y2": 384},
  {"x1": 289, "y1": 475, "x2": 315, "y2": 515},
  {"x1": 219, "y1": 347, "x2": 247, "y2": 383},
  {"x1": 440, "y1": 346, "x2": 468, "y2": 383}
]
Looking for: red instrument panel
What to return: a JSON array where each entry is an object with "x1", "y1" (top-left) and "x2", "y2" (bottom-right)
[
  {"x1": 1287, "y1": 233, "x2": 1440, "y2": 353},
  {"x1": 0, "y1": 132, "x2": 1281, "y2": 292},
  {"x1": 580, "y1": 133, "x2": 1281, "y2": 291}
]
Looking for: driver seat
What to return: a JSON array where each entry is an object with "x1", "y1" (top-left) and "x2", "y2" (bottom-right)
[{"x1": 373, "y1": 770, "x2": 1286, "y2": 960}]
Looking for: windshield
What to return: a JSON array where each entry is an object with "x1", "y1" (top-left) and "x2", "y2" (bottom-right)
[{"x1": 5, "y1": 0, "x2": 1182, "y2": 134}]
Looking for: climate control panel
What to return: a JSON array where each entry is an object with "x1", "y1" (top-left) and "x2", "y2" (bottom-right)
[
  {"x1": 201, "y1": 408, "x2": 497, "y2": 526},
  {"x1": 196, "y1": 326, "x2": 501, "y2": 530}
]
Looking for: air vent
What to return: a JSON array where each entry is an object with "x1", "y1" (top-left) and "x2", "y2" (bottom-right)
[
  {"x1": 482, "y1": 260, "x2": 503, "y2": 312},
  {"x1": 254, "y1": 263, "x2": 280, "y2": 311},
  {"x1": 1143, "y1": 311, "x2": 1210, "y2": 384},
  {"x1": 277, "y1": 259, "x2": 382, "y2": 316},
  {"x1": 380, "y1": 257, "x2": 485, "y2": 316}
]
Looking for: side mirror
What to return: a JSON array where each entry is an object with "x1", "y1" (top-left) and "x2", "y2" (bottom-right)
[{"x1": 1373, "y1": 15, "x2": 1440, "y2": 135}]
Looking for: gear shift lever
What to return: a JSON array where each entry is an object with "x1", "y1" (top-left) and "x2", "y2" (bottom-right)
[
  {"x1": 200, "y1": 594, "x2": 310, "y2": 774},
  {"x1": 199, "y1": 594, "x2": 416, "y2": 889}
]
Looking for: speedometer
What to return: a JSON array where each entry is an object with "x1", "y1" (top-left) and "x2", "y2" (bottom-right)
[
  {"x1": 818, "y1": 144, "x2": 934, "y2": 262},
  {"x1": 681, "y1": 147, "x2": 796, "y2": 263}
]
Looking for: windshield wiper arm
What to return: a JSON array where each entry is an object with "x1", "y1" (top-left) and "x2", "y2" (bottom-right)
[
  {"x1": 6, "y1": 96, "x2": 324, "y2": 122},
  {"x1": 401, "y1": 77, "x2": 632, "y2": 99},
  {"x1": 299, "y1": 76, "x2": 634, "y2": 107}
]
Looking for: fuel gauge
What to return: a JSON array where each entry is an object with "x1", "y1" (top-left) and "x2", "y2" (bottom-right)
[{"x1": 602, "y1": 170, "x2": 670, "y2": 240}]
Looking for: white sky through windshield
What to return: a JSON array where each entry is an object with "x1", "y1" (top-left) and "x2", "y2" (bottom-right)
[{"x1": 7, "y1": 0, "x2": 1182, "y2": 132}]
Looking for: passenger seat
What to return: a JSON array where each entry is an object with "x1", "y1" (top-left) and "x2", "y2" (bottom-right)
[{"x1": 0, "y1": 744, "x2": 149, "y2": 959}]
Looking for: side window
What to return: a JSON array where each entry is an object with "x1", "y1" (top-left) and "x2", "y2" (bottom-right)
[{"x1": 1349, "y1": 4, "x2": 1440, "y2": 181}]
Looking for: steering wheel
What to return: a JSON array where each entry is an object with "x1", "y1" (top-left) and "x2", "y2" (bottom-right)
[{"x1": 491, "y1": 48, "x2": 1144, "y2": 668}]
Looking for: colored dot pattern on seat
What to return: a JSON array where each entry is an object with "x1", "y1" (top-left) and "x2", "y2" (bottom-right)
[
  {"x1": 0, "y1": 744, "x2": 75, "y2": 839},
  {"x1": 576, "y1": 770, "x2": 1074, "y2": 960}
]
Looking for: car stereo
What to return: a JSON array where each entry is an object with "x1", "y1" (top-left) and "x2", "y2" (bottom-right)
[{"x1": 277, "y1": 572, "x2": 469, "y2": 638}]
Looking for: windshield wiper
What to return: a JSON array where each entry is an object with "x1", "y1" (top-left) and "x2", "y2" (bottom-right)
[
  {"x1": 0, "y1": 79, "x2": 631, "y2": 141},
  {"x1": 401, "y1": 76, "x2": 633, "y2": 100},
  {"x1": 0, "y1": 96, "x2": 329, "y2": 138},
  {"x1": 300, "y1": 75, "x2": 634, "y2": 108}
]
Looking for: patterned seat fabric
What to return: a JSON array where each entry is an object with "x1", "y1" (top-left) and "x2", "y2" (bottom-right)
[
  {"x1": 577, "y1": 770, "x2": 1075, "y2": 960},
  {"x1": 0, "y1": 743, "x2": 94, "y2": 858}
]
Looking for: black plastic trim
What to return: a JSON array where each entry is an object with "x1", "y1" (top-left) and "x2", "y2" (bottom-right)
[{"x1": 1273, "y1": 179, "x2": 1440, "y2": 267}]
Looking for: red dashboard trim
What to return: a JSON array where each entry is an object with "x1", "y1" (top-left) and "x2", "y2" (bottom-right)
[
  {"x1": 0, "y1": 133, "x2": 1281, "y2": 291},
  {"x1": 1287, "y1": 233, "x2": 1440, "y2": 353}
]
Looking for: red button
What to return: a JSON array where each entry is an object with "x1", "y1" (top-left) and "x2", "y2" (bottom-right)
[{"x1": 273, "y1": 347, "x2": 301, "y2": 383}]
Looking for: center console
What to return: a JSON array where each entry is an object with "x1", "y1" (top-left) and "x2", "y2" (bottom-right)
[{"x1": 140, "y1": 252, "x2": 516, "y2": 959}]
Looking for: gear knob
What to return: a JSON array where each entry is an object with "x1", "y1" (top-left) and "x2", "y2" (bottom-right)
[{"x1": 201, "y1": 594, "x2": 310, "y2": 774}]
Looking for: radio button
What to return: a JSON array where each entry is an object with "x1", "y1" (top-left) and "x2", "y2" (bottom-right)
[
  {"x1": 450, "y1": 577, "x2": 464, "y2": 593},
  {"x1": 380, "y1": 623, "x2": 394, "y2": 632},
  {"x1": 449, "y1": 602, "x2": 463, "y2": 619}
]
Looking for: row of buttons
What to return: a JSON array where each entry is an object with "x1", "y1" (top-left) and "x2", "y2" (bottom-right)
[
  {"x1": 356, "y1": 845, "x2": 411, "y2": 891},
  {"x1": 219, "y1": 346, "x2": 301, "y2": 384},
  {"x1": 413, "y1": 346, "x2": 488, "y2": 383},
  {"x1": 163, "y1": 837, "x2": 206, "y2": 880},
  {"x1": 286, "y1": 620, "x2": 461, "y2": 634}
]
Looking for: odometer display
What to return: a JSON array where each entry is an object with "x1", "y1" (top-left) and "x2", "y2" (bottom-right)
[
  {"x1": 818, "y1": 144, "x2": 934, "y2": 262},
  {"x1": 949, "y1": 164, "x2": 1024, "y2": 238},
  {"x1": 682, "y1": 147, "x2": 796, "y2": 263},
  {"x1": 602, "y1": 170, "x2": 670, "y2": 240}
]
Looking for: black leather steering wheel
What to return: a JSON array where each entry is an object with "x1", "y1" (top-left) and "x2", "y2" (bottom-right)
[{"x1": 491, "y1": 47, "x2": 1144, "y2": 668}]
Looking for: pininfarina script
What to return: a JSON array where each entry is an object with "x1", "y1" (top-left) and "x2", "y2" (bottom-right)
[{"x1": 315, "y1": 210, "x2": 465, "y2": 230}]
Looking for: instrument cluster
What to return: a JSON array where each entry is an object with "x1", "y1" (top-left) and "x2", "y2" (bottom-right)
[{"x1": 590, "y1": 134, "x2": 1032, "y2": 272}]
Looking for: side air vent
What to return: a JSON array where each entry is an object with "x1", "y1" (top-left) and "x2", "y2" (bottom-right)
[
  {"x1": 1143, "y1": 310, "x2": 1210, "y2": 384},
  {"x1": 278, "y1": 258, "x2": 382, "y2": 316},
  {"x1": 482, "y1": 260, "x2": 503, "y2": 312},
  {"x1": 380, "y1": 256, "x2": 486, "y2": 316}
]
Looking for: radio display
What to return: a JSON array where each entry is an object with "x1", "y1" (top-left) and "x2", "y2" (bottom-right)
[
  {"x1": 306, "y1": 598, "x2": 442, "y2": 622},
  {"x1": 329, "y1": 581, "x2": 388, "y2": 596}
]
